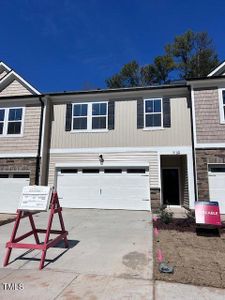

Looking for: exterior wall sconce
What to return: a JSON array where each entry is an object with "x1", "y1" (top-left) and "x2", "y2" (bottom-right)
[{"x1": 99, "y1": 154, "x2": 104, "y2": 164}]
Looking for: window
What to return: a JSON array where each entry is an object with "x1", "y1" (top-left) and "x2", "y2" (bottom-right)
[
  {"x1": 82, "y1": 169, "x2": 100, "y2": 173},
  {"x1": 73, "y1": 104, "x2": 88, "y2": 130},
  {"x1": 127, "y1": 169, "x2": 146, "y2": 173},
  {"x1": 72, "y1": 102, "x2": 108, "y2": 131},
  {"x1": 144, "y1": 98, "x2": 162, "y2": 128},
  {"x1": 104, "y1": 169, "x2": 122, "y2": 173},
  {"x1": 219, "y1": 89, "x2": 225, "y2": 124},
  {"x1": 0, "y1": 107, "x2": 24, "y2": 136}
]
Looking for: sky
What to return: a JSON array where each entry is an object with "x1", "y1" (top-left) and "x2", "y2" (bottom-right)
[{"x1": 0, "y1": 0, "x2": 225, "y2": 93}]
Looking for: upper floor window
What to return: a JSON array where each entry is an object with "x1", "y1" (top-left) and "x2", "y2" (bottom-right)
[
  {"x1": 72, "y1": 102, "x2": 108, "y2": 131},
  {"x1": 222, "y1": 90, "x2": 225, "y2": 120},
  {"x1": 0, "y1": 107, "x2": 24, "y2": 136},
  {"x1": 219, "y1": 89, "x2": 225, "y2": 124},
  {"x1": 144, "y1": 98, "x2": 162, "y2": 128}
]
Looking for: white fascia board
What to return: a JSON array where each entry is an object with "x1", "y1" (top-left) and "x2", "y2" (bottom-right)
[
  {"x1": 0, "y1": 152, "x2": 37, "y2": 158},
  {"x1": 0, "y1": 62, "x2": 11, "y2": 72},
  {"x1": 196, "y1": 143, "x2": 225, "y2": 149},
  {"x1": 208, "y1": 61, "x2": 225, "y2": 77},
  {"x1": 50, "y1": 146, "x2": 193, "y2": 154},
  {"x1": 0, "y1": 70, "x2": 40, "y2": 95}
]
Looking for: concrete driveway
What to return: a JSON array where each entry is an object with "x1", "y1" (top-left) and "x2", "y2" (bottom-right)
[{"x1": 0, "y1": 209, "x2": 153, "y2": 299}]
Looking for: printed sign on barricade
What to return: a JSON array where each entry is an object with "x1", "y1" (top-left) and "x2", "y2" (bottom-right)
[{"x1": 18, "y1": 186, "x2": 52, "y2": 211}]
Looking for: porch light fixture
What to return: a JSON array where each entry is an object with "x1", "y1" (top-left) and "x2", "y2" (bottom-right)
[{"x1": 99, "y1": 154, "x2": 104, "y2": 164}]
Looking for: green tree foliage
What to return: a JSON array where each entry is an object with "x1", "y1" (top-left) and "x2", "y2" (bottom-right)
[
  {"x1": 105, "y1": 30, "x2": 219, "y2": 88},
  {"x1": 166, "y1": 30, "x2": 219, "y2": 78}
]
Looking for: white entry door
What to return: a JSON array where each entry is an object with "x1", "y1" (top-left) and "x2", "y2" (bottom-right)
[
  {"x1": 208, "y1": 165, "x2": 225, "y2": 213},
  {"x1": 0, "y1": 173, "x2": 30, "y2": 213},
  {"x1": 57, "y1": 167, "x2": 150, "y2": 210}
]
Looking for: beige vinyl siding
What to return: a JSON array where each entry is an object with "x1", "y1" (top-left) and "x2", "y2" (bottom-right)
[
  {"x1": 0, "y1": 79, "x2": 32, "y2": 97},
  {"x1": 0, "y1": 105, "x2": 41, "y2": 153},
  {"x1": 49, "y1": 151, "x2": 159, "y2": 189},
  {"x1": 194, "y1": 88, "x2": 225, "y2": 143},
  {"x1": 51, "y1": 97, "x2": 192, "y2": 149},
  {"x1": 0, "y1": 71, "x2": 8, "y2": 80}
]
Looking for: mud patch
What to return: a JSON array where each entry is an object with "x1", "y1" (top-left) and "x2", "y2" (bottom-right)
[{"x1": 123, "y1": 252, "x2": 148, "y2": 270}]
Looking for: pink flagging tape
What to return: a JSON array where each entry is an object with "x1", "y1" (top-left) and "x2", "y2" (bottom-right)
[
  {"x1": 157, "y1": 249, "x2": 164, "y2": 263},
  {"x1": 154, "y1": 227, "x2": 159, "y2": 237},
  {"x1": 153, "y1": 216, "x2": 158, "y2": 222}
]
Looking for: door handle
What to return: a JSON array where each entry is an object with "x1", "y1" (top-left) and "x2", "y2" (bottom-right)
[{"x1": 100, "y1": 188, "x2": 102, "y2": 195}]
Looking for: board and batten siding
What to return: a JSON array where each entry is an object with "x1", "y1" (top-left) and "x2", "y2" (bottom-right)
[
  {"x1": 0, "y1": 79, "x2": 32, "y2": 97},
  {"x1": 48, "y1": 151, "x2": 159, "y2": 189},
  {"x1": 194, "y1": 88, "x2": 225, "y2": 143},
  {"x1": 0, "y1": 105, "x2": 41, "y2": 154},
  {"x1": 51, "y1": 98, "x2": 192, "y2": 149}
]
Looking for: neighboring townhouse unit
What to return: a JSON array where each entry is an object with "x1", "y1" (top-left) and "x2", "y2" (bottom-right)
[
  {"x1": 0, "y1": 62, "x2": 48, "y2": 213},
  {"x1": 46, "y1": 85, "x2": 195, "y2": 211},
  {"x1": 188, "y1": 61, "x2": 225, "y2": 214}
]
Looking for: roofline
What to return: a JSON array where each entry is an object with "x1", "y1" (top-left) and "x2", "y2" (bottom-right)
[
  {"x1": 44, "y1": 83, "x2": 188, "y2": 97},
  {"x1": 207, "y1": 60, "x2": 225, "y2": 77},
  {"x1": 187, "y1": 74, "x2": 225, "y2": 82},
  {"x1": 0, "y1": 62, "x2": 11, "y2": 72},
  {"x1": 0, "y1": 70, "x2": 40, "y2": 95},
  {"x1": 0, "y1": 83, "x2": 188, "y2": 101}
]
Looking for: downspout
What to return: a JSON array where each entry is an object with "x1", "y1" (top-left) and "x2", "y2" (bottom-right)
[
  {"x1": 35, "y1": 96, "x2": 44, "y2": 185},
  {"x1": 187, "y1": 84, "x2": 198, "y2": 202}
]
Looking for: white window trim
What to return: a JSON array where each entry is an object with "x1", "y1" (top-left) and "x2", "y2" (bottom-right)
[
  {"x1": 0, "y1": 107, "x2": 25, "y2": 137},
  {"x1": 71, "y1": 102, "x2": 108, "y2": 133},
  {"x1": 144, "y1": 98, "x2": 163, "y2": 130},
  {"x1": 218, "y1": 88, "x2": 225, "y2": 124}
]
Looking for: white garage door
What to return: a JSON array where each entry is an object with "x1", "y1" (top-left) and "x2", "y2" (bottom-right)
[
  {"x1": 0, "y1": 173, "x2": 30, "y2": 213},
  {"x1": 57, "y1": 167, "x2": 150, "y2": 210},
  {"x1": 208, "y1": 165, "x2": 225, "y2": 213}
]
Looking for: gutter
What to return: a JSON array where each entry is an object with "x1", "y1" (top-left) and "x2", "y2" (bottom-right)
[
  {"x1": 35, "y1": 96, "x2": 44, "y2": 185},
  {"x1": 187, "y1": 85, "x2": 198, "y2": 203}
]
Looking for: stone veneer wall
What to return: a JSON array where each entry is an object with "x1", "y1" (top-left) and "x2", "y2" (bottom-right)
[
  {"x1": 150, "y1": 188, "x2": 161, "y2": 210},
  {"x1": 196, "y1": 149, "x2": 225, "y2": 200},
  {"x1": 0, "y1": 158, "x2": 37, "y2": 185}
]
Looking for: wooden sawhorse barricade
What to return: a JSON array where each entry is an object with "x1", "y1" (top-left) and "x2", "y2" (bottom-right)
[{"x1": 3, "y1": 192, "x2": 68, "y2": 270}]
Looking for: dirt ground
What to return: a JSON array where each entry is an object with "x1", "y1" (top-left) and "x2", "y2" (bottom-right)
[{"x1": 153, "y1": 218, "x2": 225, "y2": 289}]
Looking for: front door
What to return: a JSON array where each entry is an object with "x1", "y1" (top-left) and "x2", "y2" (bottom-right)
[{"x1": 162, "y1": 169, "x2": 180, "y2": 205}]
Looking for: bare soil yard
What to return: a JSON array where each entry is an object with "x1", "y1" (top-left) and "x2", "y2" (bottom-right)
[{"x1": 153, "y1": 218, "x2": 225, "y2": 288}]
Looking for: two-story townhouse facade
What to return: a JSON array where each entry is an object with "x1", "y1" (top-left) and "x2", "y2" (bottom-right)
[
  {"x1": 188, "y1": 61, "x2": 225, "y2": 213},
  {"x1": 0, "y1": 62, "x2": 49, "y2": 213},
  {"x1": 46, "y1": 85, "x2": 195, "y2": 211}
]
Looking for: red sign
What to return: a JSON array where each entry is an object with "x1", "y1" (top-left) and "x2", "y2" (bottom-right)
[{"x1": 195, "y1": 201, "x2": 221, "y2": 226}]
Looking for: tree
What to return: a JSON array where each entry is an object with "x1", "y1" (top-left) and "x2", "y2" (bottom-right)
[
  {"x1": 106, "y1": 56, "x2": 174, "y2": 88},
  {"x1": 106, "y1": 60, "x2": 141, "y2": 88},
  {"x1": 105, "y1": 30, "x2": 219, "y2": 88},
  {"x1": 165, "y1": 30, "x2": 219, "y2": 78}
]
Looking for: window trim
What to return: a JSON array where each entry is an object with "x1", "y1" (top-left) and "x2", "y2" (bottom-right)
[
  {"x1": 0, "y1": 107, "x2": 25, "y2": 137},
  {"x1": 143, "y1": 98, "x2": 163, "y2": 130},
  {"x1": 218, "y1": 89, "x2": 225, "y2": 124},
  {"x1": 71, "y1": 102, "x2": 108, "y2": 133}
]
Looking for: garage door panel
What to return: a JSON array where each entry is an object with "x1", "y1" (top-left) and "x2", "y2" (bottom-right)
[
  {"x1": 57, "y1": 169, "x2": 150, "y2": 211},
  {"x1": 208, "y1": 171, "x2": 225, "y2": 214}
]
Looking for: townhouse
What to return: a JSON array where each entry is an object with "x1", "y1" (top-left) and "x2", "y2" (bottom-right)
[
  {"x1": 46, "y1": 85, "x2": 195, "y2": 211},
  {"x1": 188, "y1": 60, "x2": 225, "y2": 213},
  {"x1": 0, "y1": 62, "x2": 49, "y2": 213},
  {"x1": 7, "y1": 60, "x2": 225, "y2": 214}
]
